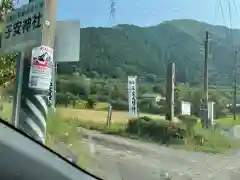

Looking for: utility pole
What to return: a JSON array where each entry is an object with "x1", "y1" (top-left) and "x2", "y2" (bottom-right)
[
  {"x1": 233, "y1": 49, "x2": 238, "y2": 120},
  {"x1": 202, "y1": 31, "x2": 209, "y2": 128},
  {"x1": 18, "y1": 0, "x2": 58, "y2": 144},
  {"x1": 165, "y1": 63, "x2": 175, "y2": 121}
]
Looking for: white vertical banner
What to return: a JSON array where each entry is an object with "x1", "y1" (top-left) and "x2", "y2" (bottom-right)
[{"x1": 128, "y1": 76, "x2": 138, "y2": 117}]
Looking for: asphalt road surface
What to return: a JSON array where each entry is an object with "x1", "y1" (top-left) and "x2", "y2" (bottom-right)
[{"x1": 81, "y1": 130, "x2": 240, "y2": 180}]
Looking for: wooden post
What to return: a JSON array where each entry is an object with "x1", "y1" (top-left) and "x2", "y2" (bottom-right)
[{"x1": 165, "y1": 63, "x2": 175, "y2": 121}]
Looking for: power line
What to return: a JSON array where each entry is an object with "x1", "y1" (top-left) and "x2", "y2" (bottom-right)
[
  {"x1": 217, "y1": 0, "x2": 228, "y2": 27},
  {"x1": 227, "y1": 0, "x2": 234, "y2": 47},
  {"x1": 217, "y1": 0, "x2": 232, "y2": 42},
  {"x1": 231, "y1": 0, "x2": 239, "y2": 20}
]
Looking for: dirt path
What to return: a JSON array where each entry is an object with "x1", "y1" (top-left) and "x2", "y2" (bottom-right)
[{"x1": 80, "y1": 129, "x2": 240, "y2": 180}]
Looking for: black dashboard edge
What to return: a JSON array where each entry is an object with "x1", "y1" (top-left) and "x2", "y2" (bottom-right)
[{"x1": 0, "y1": 118, "x2": 103, "y2": 180}]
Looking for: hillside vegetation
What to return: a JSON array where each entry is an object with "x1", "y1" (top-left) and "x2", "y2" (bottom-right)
[{"x1": 59, "y1": 19, "x2": 240, "y2": 86}]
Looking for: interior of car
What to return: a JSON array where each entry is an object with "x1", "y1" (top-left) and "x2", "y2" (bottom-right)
[{"x1": 0, "y1": 119, "x2": 101, "y2": 180}]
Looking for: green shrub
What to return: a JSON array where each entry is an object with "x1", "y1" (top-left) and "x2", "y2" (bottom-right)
[
  {"x1": 74, "y1": 115, "x2": 240, "y2": 153},
  {"x1": 188, "y1": 129, "x2": 240, "y2": 153},
  {"x1": 0, "y1": 104, "x2": 3, "y2": 111},
  {"x1": 178, "y1": 115, "x2": 199, "y2": 123},
  {"x1": 85, "y1": 98, "x2": 96, "y2": 109},
  {"x1": 126, "y1": 117, "x2": 187, "y2": 145},
  {"x1": 75, "y1": 120, "x2": 126, "y2": 134},
  {"x1": 110, "y1": 100, "x2": 128, "y2": 111},
  {"x1": 178, "y1": 114, "x2": 199, "y2": 137}
]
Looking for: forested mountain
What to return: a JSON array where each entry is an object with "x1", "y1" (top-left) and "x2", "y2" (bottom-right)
[{"x1": 58, "y1": 19, "x2": 240, "y2": 86}]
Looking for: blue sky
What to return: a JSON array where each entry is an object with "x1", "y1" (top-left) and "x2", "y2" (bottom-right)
[{"x1": 19, "y1": 0, "x2": 240, "y2": 28}]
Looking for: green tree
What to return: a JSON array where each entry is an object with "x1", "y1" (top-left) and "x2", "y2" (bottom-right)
[
  {"x1": 209, "y1": 91, "x2": 228, "y2": 118},
  {"x1": 152, "y1": 84, "x2": 165, "y2": 96},
  {"x1": 0, "y1": 0, "x2": 17, "y2": 87},
  {"x1": 189, "y1": 90, "x2": 202, "y2": 116},
  {"x1": 85, "y1": 98, "x2": 96, "y2": 109},
  {"x1": 0, "y1": 0, "x2": 14, "y2": 21}
]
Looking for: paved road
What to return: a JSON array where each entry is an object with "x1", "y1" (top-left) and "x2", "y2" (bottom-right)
[{"x1": 80, "y1": 130, "x2": 240, "y2": 180}]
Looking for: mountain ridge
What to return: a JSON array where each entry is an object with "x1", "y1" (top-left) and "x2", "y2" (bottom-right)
[{"x1": 58, "y1": 19, "x2": 240, "y2": 86}]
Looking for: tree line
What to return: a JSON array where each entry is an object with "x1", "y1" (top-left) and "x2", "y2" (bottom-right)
[{"x1": 53, "y1": 74, "x2": 231, "y2": 118}]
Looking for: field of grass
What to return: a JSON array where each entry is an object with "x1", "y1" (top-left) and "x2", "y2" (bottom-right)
[
  {"x1": 2, "y1": 100, "x2": 240, "y2": 155},
  {"x1": 216, "y1": 116, "x2": 240, "y2": 126},
  {"x1": 57, "y1": 106, "x2": 163, "y2": 123},
  {"x1": 61, "y1": 101, "x2": 109, "y2": 110}
]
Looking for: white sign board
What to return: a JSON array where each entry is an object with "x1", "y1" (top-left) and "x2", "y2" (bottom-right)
[
  {"x1": 181, "y1": 101, "x2": 191, "y2": 115},
  {"x1": 233, "y1": 125, "x2": 240, "y2": 139},
  {"x1": 28, "y1": 46, "x2": 53, "y2": 91},
  {"x1": 208, "y1": 101, "x2": 215, "y2": 125},
  {"x1": 54, "y1": 20, "x2": 80, "y2": 62},
  {"x1": 128, "y1": 76, "x2": 138, "y2": 117},
  {"x1": 0, "y1": 0, "x2": 45, "y2": 54}
]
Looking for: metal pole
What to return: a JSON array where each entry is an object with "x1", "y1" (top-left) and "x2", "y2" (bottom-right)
[
  {"x1": 12, "y1": 52, "x2": 25, "y2": 127},
  {"x1": 18, "y1": 0, "x2": 58, "y2": 144},
  {"x1": 233, "y1": 49, "x2": 238, "y2": 120},
  {"x1": 203, "y1": 31, "x2": 209, "y2": 128}
]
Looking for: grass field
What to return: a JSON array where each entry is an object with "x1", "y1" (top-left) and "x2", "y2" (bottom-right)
[
  {"x1": 57, "y1": 107, "x2": 164, "y2": 123},
  {"x1": 215, "y1": 116, "x2": 240, "y2": 126},
  {"x1": 2, "y1": 100, "x2": 240, "y2": 155}
]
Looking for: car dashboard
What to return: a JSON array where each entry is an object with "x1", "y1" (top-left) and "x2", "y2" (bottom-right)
[{"x1": 0, "y1": 119, "x2": 101, "y2": 180}]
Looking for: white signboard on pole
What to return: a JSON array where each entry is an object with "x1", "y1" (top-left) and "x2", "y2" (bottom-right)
[
  {"x1": 181, "y1": 101, "x2": 191, "y2": 115},
  {"x1": 54, "y1": 20, "x2": 80, "y2": 62},
  {"x1": 0, "y1": 0, "x2": 45, "y2": 54},
  {"x1": 208, "y1": 101, "x2": 215, "y2": 125},
  {"x1": 28, "y1": 45, "x2": 53, "y2": 91},
  {"x1": 128, "y1": 76, "x2": 138, "y2": 117}
]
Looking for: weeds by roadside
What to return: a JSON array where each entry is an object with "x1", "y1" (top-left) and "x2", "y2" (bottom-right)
[
  {"x1": 46, "y1": 111, "x2": 96, "y2": 170},
  {"x1": 74, "y1": 116, "x2": 240, "y2": 154}
]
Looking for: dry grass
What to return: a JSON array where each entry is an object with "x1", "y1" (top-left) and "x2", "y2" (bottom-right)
[
  {"x1": 1, "y1": 100, "x2": 163, "y2": 124},
  {"x1": 57, "y1": 107, "x2": 163, "y2": 123}
]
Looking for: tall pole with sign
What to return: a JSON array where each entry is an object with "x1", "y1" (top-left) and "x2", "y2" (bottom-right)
[
  {"x1": 3, "y1": 0, "x2": 58, "y2": 144},
  {"x1": 22, "y1": 0, "x2": 57, "y2": 143},
  {"x1": 50, "y1": 20, "x2": 81, "y2": 111}
]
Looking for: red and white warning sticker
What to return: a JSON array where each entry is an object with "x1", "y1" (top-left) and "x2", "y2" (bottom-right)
[{"x1": 29, "y1": 46, "x2": 53, "y2": 91}]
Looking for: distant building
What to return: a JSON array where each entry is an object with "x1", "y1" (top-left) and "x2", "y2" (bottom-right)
[
  {"x1": 226, "y1": 104, "x2": 240, "y2": 108},
  {"x1": 140, "y1": 93, "x2": 165, "y2": 103}
]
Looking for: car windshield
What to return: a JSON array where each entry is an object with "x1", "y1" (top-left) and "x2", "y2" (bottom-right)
[{"x1": 2, "y1": 0, "x2": 240, "y2": 179}]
